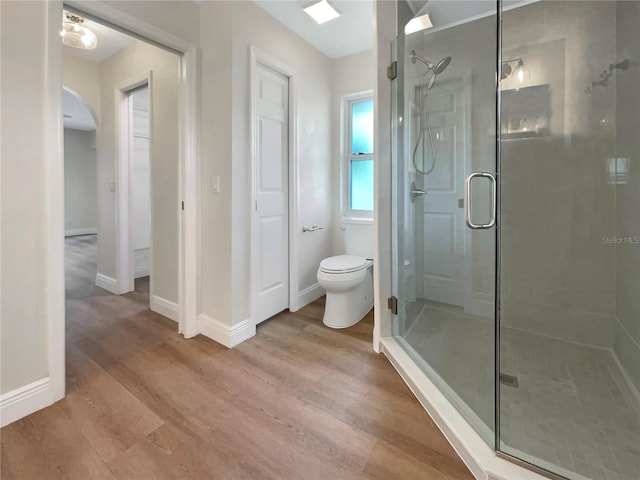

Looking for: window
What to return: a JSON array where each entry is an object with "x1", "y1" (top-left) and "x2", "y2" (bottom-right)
[{"x1": 344, "y1": 94, "x2": 374, "y2": 219}]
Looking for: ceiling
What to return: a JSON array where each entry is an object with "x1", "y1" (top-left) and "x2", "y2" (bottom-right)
[
  {"x1": 63, "y1": 89, "x2": 96, "y2": 130},
  {"x1": 63, "y1": 12, "x2": 135, "y2": 63},
  {"x1": 253, "y1": 1, "x2": 373, "y2": 59}
]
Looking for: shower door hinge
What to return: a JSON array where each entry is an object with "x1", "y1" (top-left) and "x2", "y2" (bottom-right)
[
  {"x1": 387, "y1": 296, "x2": 398, "y2": 315},
  {"x1": 387, "y1": 61, "x2": 398, "y2": 80}
]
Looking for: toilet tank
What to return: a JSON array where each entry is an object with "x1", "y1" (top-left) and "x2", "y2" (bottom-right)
[{"x1": 343, "y1": 223, "x2": 374, "y2": 259}]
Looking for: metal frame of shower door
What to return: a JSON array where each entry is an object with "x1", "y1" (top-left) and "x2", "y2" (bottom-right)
[{"x1": 494, "y1": 0, "x2": 503, "y2": 458}]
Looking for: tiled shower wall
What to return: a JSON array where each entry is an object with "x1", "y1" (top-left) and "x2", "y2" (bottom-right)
[{"x1": 500, "y1": 1, "x2": 617, "y2": 348}]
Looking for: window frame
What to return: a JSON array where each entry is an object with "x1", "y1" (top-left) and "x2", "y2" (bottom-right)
[{"x1": 341, "y1": 91, "x2": 374, "y2": 222}]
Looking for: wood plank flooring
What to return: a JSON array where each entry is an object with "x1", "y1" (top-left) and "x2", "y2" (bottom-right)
[{"x1": 0, "y1": 235, "x2": 473, "y2": 479}]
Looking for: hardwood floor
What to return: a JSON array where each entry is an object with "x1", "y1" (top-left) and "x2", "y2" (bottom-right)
[{"x1": 1, "y1": 235, "x2": 473, "y2": 479}]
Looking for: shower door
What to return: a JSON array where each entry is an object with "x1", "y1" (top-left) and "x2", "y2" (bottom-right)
[
  {"x1": 392, "y1": 1, "x2": 640, "y2": 479},
  {"x1": 391, "y1": 0, "x2": 499, "y2": 448},
  {"x1": 498, "y1": 1, "x2": 640, "y2": 479}
]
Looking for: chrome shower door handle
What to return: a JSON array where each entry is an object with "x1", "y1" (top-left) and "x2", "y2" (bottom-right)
[{"x1": 465, "y1": 172, "x2": 496, "y2": 229}]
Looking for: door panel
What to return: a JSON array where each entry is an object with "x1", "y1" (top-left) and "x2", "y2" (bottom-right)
[
  {"x1": 392, "y1": 2, "x2": 498, "y2": 449},
  {"x1": 254, "y1": 63, "x2": 289, "y2": 324}
]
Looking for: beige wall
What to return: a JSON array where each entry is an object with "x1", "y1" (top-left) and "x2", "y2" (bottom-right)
[
  {"x1": 615, "y1": 1, "x2": 640, "y2": 391},
  {"x1": 97, "y1": 41, "x2": 180, "y2": 302},
  {"x1": 199, "y1": 0, "x2": 234, "y2": 322},
  {"x1": 64, "y1": 128, "x2": 98, "y2": 233},
  {"x1": 2, "y1": 0, "x2": 349, "y2": 402},
  {"x1": 231, "y1": 1, "x2": 333, "y2": 322},
  {"x1": 1, "y1": 1, "x2": 52, "y2": 394},
  {"x1": 331, "y1": 50, "x2": 376, "y2": 254},
  {"x1": 1, "y1": 0, "x2": 193, "y2": 404},
  {"x1": 199, "y1": 1, "x2": 334, "y2": 325},
  {"x1": 63, "y1": 55, "x2": 101, "y2": 122}
]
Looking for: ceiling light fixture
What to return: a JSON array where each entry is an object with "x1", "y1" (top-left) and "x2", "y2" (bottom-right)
[
  {"x1": 303, "y1": 0, "x2": 341, "y2": 25},
  {"x1": 61, "y1": 12, "x2": 97, "y2": 50},
  {"x1": 405, "y1": 13, "x2": 433, "y2": 35}
]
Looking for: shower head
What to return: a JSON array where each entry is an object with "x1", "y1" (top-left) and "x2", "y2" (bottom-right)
[{"x1": 433, "y1": 56, "x2": 452, "y2": 75}]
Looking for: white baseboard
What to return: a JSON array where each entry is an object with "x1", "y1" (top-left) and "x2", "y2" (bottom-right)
[
  {"x1": 0, "y1": 378, "x2": 53, "y2": 427},
  {"x1": 381, "y1": 337, "x2": 547, "y2": 480},
  {"x1": 296, "y1": 282, "x2": 324, "y2": 311},
  {"x1": 95, "y1": 273, "x2": 118, "y2": 294},
  {"x1": 150, "y1": 295, "x2": 178, "y2": 322},
  {"x1": 198, "y1": 314, "x2": 255, "y2": 348},
  {"x1": 65, "y1": 227, "x2": 97, "y2": 237}
]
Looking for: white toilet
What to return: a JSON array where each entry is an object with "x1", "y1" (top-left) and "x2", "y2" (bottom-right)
[{"x1": 317, "y1": 224, "x2": 374, "y2": 329}]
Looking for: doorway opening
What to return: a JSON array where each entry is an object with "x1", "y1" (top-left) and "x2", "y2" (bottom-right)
[
  {"x1": 61, "y1": 7, "x2": 187, "y2": 387},
  {"x1": 122, "y1": 84, "x2": 152, "y2": 299}
]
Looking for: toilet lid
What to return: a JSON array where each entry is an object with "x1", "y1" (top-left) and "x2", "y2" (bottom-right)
[{"x1": 320, "y1": 255, "x2": 367, "y2": 273}]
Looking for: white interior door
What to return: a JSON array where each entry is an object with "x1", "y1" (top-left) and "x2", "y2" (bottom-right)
[
  {"x1": 130, "y1": 87, "x2": 150, "y2": 280},
  {"x1": 253, "y1": 63, "x2": 290, "y2": 324},
  {"x1": 416, "y1": 79, "x2": 466, "y2": 306}
]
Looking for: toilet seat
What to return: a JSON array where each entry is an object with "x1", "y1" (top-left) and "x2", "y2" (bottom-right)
[{"x1": 319, "y1": 255, "x2": 367, "y2": 274}]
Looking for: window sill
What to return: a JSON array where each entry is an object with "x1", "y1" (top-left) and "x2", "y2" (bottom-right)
[{"x1": 341, "y1": 216, "x2": 374, "y2": 225}]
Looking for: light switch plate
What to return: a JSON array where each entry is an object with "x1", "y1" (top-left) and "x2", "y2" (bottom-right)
[{"x1": 211, "y1": 176, "x2": 220, "y2": 193}]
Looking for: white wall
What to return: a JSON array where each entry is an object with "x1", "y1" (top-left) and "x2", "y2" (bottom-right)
[
  {"x1": 64, "y1": 128, "x2": 97, "y2": 234},
  {"x1": 331, "y1": 50, "x2": 375, "y2": 254},
  {"x1": 1, "y1": 0, "x2": 56, "y2": 395},
  {"x1": 97, "y1": 41, "x2": 180, "y2": 302}
]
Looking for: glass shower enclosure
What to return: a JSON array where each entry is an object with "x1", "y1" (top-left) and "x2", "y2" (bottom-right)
[{"x1": 391, "y1": 1, "x2": 640, "y2": 479}]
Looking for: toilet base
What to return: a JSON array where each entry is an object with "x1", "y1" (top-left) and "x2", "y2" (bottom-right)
[{"x1": 321, "y1": 270, "x2": 373, "y2": 329}]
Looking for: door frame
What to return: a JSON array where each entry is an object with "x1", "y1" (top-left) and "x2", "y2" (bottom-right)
[
  {"x1": 115, "y1": 74, "x2": 152, "y2": 296},
  {"x1": 48, "y1": 1, "x2": 200, "y2": 403},
  {"x1": 249, "y1": 46, "x2": 298, "y2": 329}
]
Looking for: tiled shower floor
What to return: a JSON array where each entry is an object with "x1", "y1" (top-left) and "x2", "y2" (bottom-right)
[{"x1": 401, "y1": 301, "x2": 640, "y2": 480}]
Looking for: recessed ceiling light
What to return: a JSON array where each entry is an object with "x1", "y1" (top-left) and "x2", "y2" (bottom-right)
[
  {"x1": 303, "y1": 0, "x2": 341, "y2": 25},
  {"x1": 405, "y1": 13, "x2": 433, "y2": 35}
]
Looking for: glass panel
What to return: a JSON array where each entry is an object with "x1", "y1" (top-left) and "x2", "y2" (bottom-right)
[
  {"x1": 351, "y1": 99, "x2": 374, "y2": 154},
  {"x1": 392, "y1": 0, "x2": 498, "y2": 448},
  {"x1": 349, "y1": 159, "x2": 374, "y2": 211},
  {"x1": 499, "y1": 1, "x2": 640, "y2": 479}
]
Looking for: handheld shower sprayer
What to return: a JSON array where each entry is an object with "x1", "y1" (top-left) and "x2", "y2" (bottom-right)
[{"x1": 411, "y1": 52, "x2": 452, "y2": 176}]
